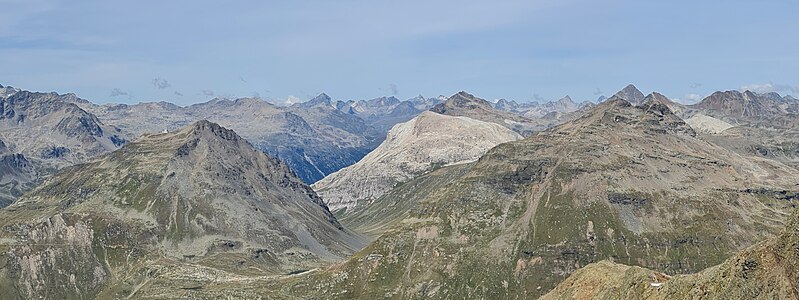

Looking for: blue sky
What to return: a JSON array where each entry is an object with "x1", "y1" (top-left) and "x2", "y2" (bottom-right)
[{"x1": 1, "y1": 0, "x2": 798, "y2": 105}]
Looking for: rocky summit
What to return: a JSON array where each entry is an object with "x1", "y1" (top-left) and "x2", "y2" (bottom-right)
[
  {"x1": 431, "y1": 91, "x2": 548, "y2": 135},
  {"x1": 313, "y1": 111, "x2": 522, "y2": 215},
  {"x1": 0, "y1": 120, "x2": 365, "y2": 299}
]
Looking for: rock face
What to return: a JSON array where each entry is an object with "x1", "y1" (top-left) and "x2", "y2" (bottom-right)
[
  {"x1": 0, "y1": 121, "x2": 365, "y2": 299},
  {"x1": 0, "y1": 88, "x2": 126, "y2": 205},
  {"x1": 274, "y1": 97, "x2": 799, "y2": 299},
  {"x1": 431, "y1": 91, "x2": 546, "y2": 135},
  {"x1": 74, "y1": 94, "x2": 382, "y2": 183},
  {"x1": 313, "y1": 111, "x2": 522, "y2": 213},
  {"x1": 0, "y1": 152, "x2": 36, "y2": 207},
  {"x1": 541, "y1": 206, "x2": 799, "y2": 300}
]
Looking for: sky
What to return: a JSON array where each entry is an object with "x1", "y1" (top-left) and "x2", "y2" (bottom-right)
[{"x1": 1, "y1": 0, "x2": 798, "y2": 105}]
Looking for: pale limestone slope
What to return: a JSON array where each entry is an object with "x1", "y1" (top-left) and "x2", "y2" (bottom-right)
[
  {"x1": 685, "y1": 113, "x2": 735, "y2": 134},
  {"x1": 313, "y1": 111, "x2": 521, "y2": 212}
]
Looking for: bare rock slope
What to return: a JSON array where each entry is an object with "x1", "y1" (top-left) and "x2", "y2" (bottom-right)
[{"x1": 313, "y1": 111, "x2": 521, "y2": 213}]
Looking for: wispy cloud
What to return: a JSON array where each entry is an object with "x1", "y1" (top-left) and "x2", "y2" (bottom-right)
[
  {"x1": 378, "y1": 83, "x2": 399, "y2": 95},
  {"x1": 174, "y1": 91, "x2": 183, "y2": 96},
  {"x1": 152, "y1": 77, "x2": 171, "y2": 89},
  {"x1": 593, "y1": 88, "x2": 602, "y2": 95},
  {"x1": 201, "y1": 89, "x2": 214, "y2": 97},
  {"x1": 689, "y1": 82, "x2": 703, "y2": 89},
  {"x1": 109, "y1": 88, "x2": 128, "y2": 97}
]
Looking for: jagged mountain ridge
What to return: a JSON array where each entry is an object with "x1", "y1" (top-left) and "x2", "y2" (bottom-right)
[
  {"x1": 688, "y1": 89, "x2": 799, "y2": 128},
  {"x1": 312, "y1": 111, "x2": 522, "y2": 214},
  {"x1": 0, "y1": 120, "x2": 366, "y2": 299}
]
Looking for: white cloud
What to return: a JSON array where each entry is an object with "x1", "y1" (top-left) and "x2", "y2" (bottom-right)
[
  {"x1": 740, "y1": 82, "x2": 798, "y2": 94},
  {"x1": 673, "y1": 93, "x2": 703, "y2": 104},
  {"x1": 282, "y1": 95, "x2": 301, "y2": 105}
]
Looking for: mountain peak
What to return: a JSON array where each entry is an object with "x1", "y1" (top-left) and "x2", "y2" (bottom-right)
[
  {"x1": 611, "y1": 84, "x2": 646, "y2": 105},
  {"x1": 300, "y1": 93, "x2": 333, "y2": 107},
  {"x1": 556, "y1": 95, "x2": 575, "y2": 105},
  {"x1": 185, "y1": 120, "x2": 239, "y2": 139},
  {"x1": 448, "y1": 91, "x2": 492, "y2": 106},
  {"x1": 430, "y1": 91, "x2": 494, "y2": 114}
]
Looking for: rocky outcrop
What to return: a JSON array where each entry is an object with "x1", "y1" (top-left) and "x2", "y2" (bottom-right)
[
  {"x1": 313, "y1": 111, "x2": 521, "y2": 213},
  {"x1": 3, "y1": 214, "x2": 109, "y2": 299}
]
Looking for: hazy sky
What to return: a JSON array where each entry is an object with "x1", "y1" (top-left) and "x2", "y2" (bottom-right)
[{"x1": 2, "y1": 0, "x2": 798, "y2": 105}]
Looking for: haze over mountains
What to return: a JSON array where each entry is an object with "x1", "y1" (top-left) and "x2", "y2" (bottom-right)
[{"x1": 0, "y1": 81, "x2": 798, "y2": 298}]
